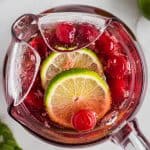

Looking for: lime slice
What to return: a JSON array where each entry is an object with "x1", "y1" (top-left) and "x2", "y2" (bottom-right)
[
  {"x1": 55, "y1": 45, "x2": 78, "y2": 51},
  {"x1": 40, "y1": 48, "x2": 103, "y2": 89},
  {"x1": 45, "y1": 69, "x2": 111, "y2": 128},
  {"x1": 138, "y1": 0, "x2": 150, "y2": 19}
]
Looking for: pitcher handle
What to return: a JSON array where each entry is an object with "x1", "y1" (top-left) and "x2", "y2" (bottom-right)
[{"x1": 111, "y1": 118, "x2": 150, "y2": 150}]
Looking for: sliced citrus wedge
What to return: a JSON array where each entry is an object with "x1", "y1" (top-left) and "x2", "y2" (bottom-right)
[
  {"x1": 45, "y1": 69, "x2": 111, "y2": 128},
  {"x1": 40, "y1": 48, "x2": 103, "y2": 89}
]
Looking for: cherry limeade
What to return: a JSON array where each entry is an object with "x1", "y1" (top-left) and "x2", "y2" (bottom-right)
[{"x1": 5, "y1": 5, "x2": 144, "y2": 145}]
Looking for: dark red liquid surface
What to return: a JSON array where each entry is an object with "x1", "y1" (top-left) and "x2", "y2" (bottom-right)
[{"x1": 4, "y1": 5, "x2": 144, "y2": 145}]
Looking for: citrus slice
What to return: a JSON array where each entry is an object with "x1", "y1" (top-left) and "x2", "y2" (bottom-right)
[
  {"x1": 40, "y1": 48, "x2": 103, "y2": 89},
  {"x1": 138, "y1": 0, "x2": 150, "y2": 20},
  {"x1": 45, "y1": 69, "x2": 111, "y2": 128}
]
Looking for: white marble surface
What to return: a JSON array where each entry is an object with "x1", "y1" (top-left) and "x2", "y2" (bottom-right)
[{"x1": 0, "y1": 0, "x2": 150, "y2": 150}]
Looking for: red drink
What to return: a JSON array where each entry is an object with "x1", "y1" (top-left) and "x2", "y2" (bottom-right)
[{"x1": 3, "y1": 5, "x2": 146, "y2": 146}]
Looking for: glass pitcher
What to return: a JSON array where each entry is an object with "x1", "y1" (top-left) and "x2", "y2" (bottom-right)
[{"x1": 3, "y1": 5, "x2": 150, "y2": 150}]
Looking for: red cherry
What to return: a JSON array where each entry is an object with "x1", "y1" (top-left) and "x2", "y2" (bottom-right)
[
  {"x1": 25, "y1": 89, "x2": 43, "y2": 109},
  {"x1": 77, "y1": 23, "x2": 99, "y2": 43},
  {"x1": 112, "y1": 22, "x2": 131, "y2": 44},
  {"x1": 72, "y1": 109, "x2": 96, "y2": 131},
  {"x1": 105, "y1": 55, "x2": 130, "y2": 79},
  {"x1": 29, "y1": 36, "x2": 48, "y2": 59},
  {"x1": 108, "y1": 78, "x2": 129, "y2": 106},
  {"x1": 96, "y1": 31, "x2": 121, "y2": 56},
  {"x1": 56, "y1": 22, "x2": 76, "y2": 44},
  {"x1": 112, "y1": 22, "x2": 137, "y2": 52}
]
